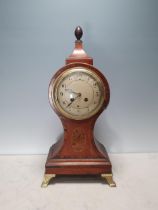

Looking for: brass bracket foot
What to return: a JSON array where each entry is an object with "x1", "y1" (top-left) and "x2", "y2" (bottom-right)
[
  {"x1": 41, "y1": 174, "x2": 56, "y2": 188},
  {"x1": 101, "y1": 174, "x2": 116, "y2": 187}
]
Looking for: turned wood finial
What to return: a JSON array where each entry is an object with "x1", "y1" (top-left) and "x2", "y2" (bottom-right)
[
  {"x1": 74, "y1": 26, "x2": 83, "y2": 41},
  {"x1": 66, "y1": 26, "x2": 93, "y2": 65}
]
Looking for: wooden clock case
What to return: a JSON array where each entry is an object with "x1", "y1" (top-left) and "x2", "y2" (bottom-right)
[{"x1": 41, "y1": 27, "x2": 116, "y2": 187}]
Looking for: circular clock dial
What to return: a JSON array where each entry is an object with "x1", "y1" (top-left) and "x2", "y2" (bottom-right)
[{"x1": 49, "y1": 67, "x2": 107, "y2": 120}]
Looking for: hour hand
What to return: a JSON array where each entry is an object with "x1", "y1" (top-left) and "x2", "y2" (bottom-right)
[{"x1": 66, "y1": 93, "x2": 81, "y2": 107}]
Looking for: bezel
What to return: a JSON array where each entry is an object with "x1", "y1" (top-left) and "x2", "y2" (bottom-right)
[{"x1": 48, "y1": 63, "x2": 110, "y2": 121}]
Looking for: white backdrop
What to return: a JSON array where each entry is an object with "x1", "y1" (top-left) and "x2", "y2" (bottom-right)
[{"x1": 0, "y1": 0, "x2": 158, "y2": 154}]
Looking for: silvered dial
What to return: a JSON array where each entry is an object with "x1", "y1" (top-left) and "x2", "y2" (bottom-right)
[{"x1": 49, "y1": 67, "x2": 105, "y2": 120}]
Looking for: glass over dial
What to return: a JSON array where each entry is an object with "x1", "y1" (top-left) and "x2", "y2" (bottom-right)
[{"x1": 49, "y1": 67, "x2": 106, "y2": 120}]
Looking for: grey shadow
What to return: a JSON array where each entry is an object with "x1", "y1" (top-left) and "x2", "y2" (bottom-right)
[{"x1": 49, "y1": 175, "x2": 108, "y2": 185}]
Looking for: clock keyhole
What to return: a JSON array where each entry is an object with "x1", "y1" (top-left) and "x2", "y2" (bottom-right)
[{"x1": 84, "y1": 98, "x2": 88, "y2": 102}]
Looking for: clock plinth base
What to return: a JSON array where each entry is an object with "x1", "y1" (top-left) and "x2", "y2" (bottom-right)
[{"x1": 42, "y1": 138, "x2": 116, "y2": 187}]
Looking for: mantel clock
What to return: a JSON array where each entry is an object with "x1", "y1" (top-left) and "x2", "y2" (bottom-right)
[{"x1": 41, "y1": 26, "x2": 116, "y2": 187}]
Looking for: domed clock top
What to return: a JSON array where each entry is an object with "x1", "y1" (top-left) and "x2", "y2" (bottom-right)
[{"x1": 66, "y1": 26, "x2": 93, "y2": 65}]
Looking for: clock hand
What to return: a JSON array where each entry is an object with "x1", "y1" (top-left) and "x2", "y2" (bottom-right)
[{"x1": 67, "y1": 93, "x2": 81, "y2": 107}]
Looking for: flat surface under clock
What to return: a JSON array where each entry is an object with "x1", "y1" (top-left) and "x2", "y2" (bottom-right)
[{"x1": 1, "y1": 154, "x2": 157, "y2": 210}]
